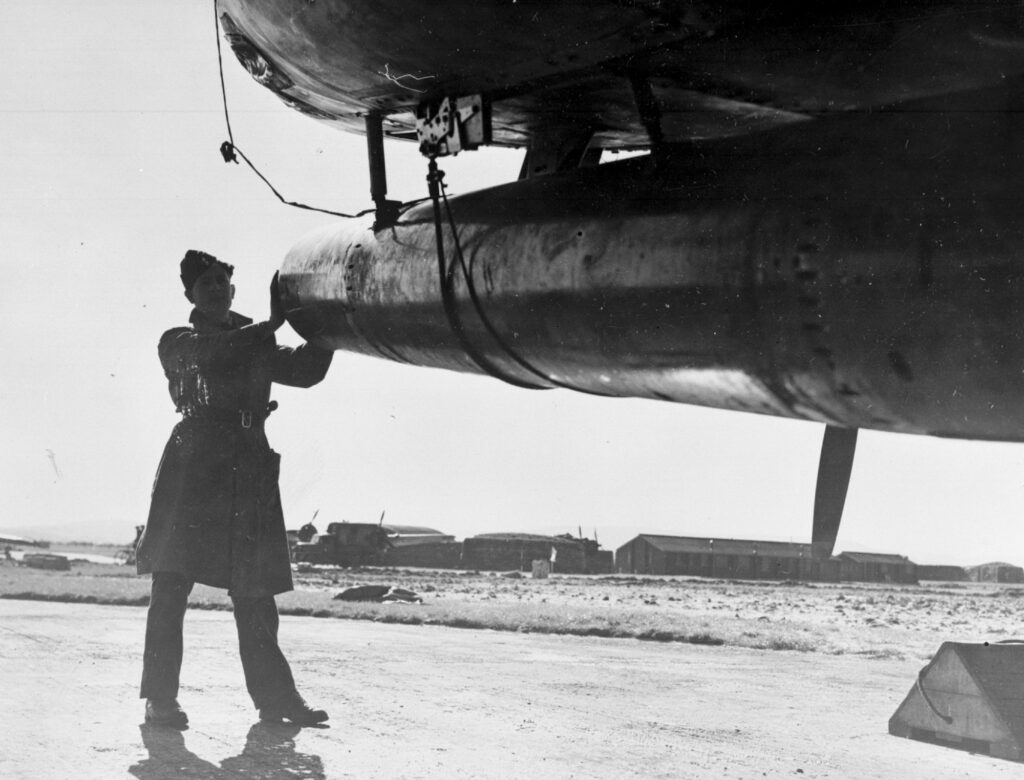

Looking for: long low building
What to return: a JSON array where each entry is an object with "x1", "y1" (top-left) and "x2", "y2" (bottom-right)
[
  {"x1": 916, "y1": 564, "x2": 968, "y2": 582},
  {"x1": 615, "y1": 534, "x2": 918, "y2": 583},
  {"x1": 969, "y1": 562, "x2": 1024, "y2": 583},
  {"x1": 462, "y1": 533, "x2": 613, "y2": 574},
  {"x1": 615, "y1": 535, "x2": 839, "y2": 581},
  {"x1": 837, "y1": 551, "x2": 917, "y2": 584}
]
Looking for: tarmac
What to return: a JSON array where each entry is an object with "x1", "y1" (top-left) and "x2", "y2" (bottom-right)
[{"x1": 0, "y1": 599, "x2": 1018, "y2": 778}]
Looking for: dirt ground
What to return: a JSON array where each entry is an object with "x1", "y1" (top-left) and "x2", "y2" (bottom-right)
[{"x1": 1, "y1": 598, "x2": 1020, "y2": 779}]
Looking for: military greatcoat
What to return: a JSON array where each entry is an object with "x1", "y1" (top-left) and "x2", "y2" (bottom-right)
[{"x1": 136, "y1": 309, "x2": 332, "y2": 597}]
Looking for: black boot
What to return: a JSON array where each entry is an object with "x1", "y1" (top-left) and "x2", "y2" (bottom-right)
[
  {"x1": 258, "y1": 691, "x2": 328, "y2": 726},
  {"x1": 145, "y1": 697, "x2": 188, "y2": 728}
]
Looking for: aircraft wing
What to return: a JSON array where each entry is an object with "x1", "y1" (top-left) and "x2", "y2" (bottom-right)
[
  {"x1": 217, "y1": 1, "x2": 1024, "y2": 151},
  {"x1": 0, "y1": 534, "x2": 42, "y2": 547}
]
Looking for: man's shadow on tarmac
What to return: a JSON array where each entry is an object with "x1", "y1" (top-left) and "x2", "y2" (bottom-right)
[{"x1": 129, "y1": 722, "x2": 326, "y2": 779}]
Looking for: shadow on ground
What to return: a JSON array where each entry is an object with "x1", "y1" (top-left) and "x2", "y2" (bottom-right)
[{"x1": 130, "y1": 722, "x2": 326, "y2": 779}]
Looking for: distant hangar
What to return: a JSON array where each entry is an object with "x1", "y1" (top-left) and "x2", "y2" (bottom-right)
[{"x1": 615, "y1": 534, "x2": 918, "y2": 583}]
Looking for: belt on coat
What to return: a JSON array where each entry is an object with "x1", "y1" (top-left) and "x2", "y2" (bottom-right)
[{"x1": 179, "y1": 401, "x2": 278, "y2": 429}]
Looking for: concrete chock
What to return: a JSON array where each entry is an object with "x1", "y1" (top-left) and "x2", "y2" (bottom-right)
[{"x1": 889, "y1": 641, "x2": 1024, "y2": 761}]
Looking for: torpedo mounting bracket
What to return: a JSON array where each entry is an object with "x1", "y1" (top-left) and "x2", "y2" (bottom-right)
[
  {"x1": 416, "y1": 94, "x2": 491, "y2": 157},
  {"x1": 365, "y1": 112, "x2": 402, "y2": 230}
]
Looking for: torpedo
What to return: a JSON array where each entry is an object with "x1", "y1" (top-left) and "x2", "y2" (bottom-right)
[{"x1": 279, "y1": 84, "x2": 1024, "y2": 443}]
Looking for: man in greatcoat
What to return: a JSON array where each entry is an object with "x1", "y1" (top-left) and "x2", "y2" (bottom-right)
[{"x1": 136, "y1": 249, "x2": 333, "y2": 728}]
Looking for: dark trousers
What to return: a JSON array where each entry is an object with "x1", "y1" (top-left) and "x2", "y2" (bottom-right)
[{"x1": 140, "y1": 572, "x2": 296, "y2": 709}]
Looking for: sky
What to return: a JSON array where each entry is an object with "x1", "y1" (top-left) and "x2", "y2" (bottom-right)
[{"x1": 3, "y1": 0, "x2": 1024, "y2": 566}]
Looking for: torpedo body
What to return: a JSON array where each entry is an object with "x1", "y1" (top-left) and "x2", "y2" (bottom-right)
[{"x1": 280, "y1": 88, "x2": 1024, "y2": 441}]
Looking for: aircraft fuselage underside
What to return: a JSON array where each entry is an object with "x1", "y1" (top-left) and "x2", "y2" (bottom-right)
[
  {"x1": 280, "y1": 85, "x2": 1024, "y2": 441},
  {"x1": 217, "y1": 1, "x2": 1024, "y2": 442}
]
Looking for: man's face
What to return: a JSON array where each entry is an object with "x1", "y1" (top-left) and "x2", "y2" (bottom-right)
[{"x1": 188, "y1": 263, "x2": 235, "y2": 321}]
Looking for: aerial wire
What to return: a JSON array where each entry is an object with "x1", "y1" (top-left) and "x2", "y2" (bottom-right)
[
  {"x1": 211, "y1": 0, "x2": 609, "y2": 397},
  {"x1": 212, "y1": 0, "x2": 374, "y2": 219}
]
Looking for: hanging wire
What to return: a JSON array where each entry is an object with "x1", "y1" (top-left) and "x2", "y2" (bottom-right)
[
  {"x1": 212, "y1": 0, "x2": 375, "y2": 219},
  {"x1": 429, "y1": 159, "x2": 614, "y2": 397},
  {"x1": 426, "y1": 160, "x2": 549, "y2": 390},
  {"x1": 915, "y1": 663, "x2": 954, "y2": 725},
  {"x1": 211, "y1": 1, "x2": 610, "y2": 394}
]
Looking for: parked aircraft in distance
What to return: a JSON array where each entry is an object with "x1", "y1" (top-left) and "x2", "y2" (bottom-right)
[
  {"x1": 0, "y1": 534, "x2": 45, "y2": 548},
  {"x1": 213, "y1": 1, "x2": 1024, "y2": 556}
]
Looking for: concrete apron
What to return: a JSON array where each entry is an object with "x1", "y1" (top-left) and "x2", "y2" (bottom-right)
[{"x1": 0, "y1": 599, "x2": 1017, "y2": 778}]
